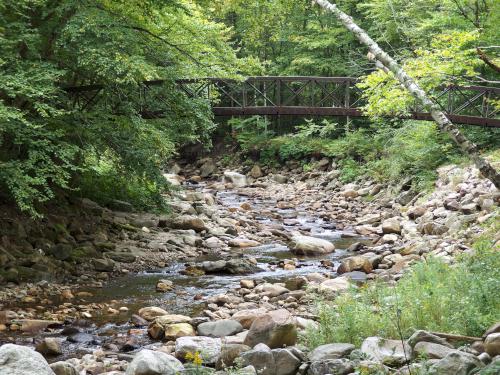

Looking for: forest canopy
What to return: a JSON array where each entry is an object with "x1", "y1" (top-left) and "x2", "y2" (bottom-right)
[{"x1": 1, "y1": 0, "x2": 499, "y2": 215}]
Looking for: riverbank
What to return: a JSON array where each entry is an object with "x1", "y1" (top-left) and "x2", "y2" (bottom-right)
[{"x1": 0, "y1": 155, "x2": 498, "y2": 374}]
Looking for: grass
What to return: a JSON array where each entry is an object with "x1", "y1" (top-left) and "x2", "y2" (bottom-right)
[{"x1": 303, "y1": 215, "x2": 500, "y2": 348}]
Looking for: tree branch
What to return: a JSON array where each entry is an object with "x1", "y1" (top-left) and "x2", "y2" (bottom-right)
[{"x1": 477, "y1": 48, "x2": 500, "y2": 73}]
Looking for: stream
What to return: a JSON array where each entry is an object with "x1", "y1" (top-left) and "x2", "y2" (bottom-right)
[{"x1": 1, "y1": 183, "x2": 368, "y2": 361}]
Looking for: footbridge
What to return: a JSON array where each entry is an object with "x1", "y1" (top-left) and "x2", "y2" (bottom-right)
[{"x1": 65, "y1": 76, "x2": 500, "y2": 127}]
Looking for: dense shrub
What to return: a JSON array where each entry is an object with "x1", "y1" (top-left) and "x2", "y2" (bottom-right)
[{"x1": 303, "y1": 216, "x2": 500, "y2": 348}]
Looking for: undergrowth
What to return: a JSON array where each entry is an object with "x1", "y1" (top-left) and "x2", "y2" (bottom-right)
[
  {"x1": 302, "y1": 214, "x2": 500, "y2": 348},
  {"x1": 227, "y1": 116, "x2": 500, "y2": 191}
]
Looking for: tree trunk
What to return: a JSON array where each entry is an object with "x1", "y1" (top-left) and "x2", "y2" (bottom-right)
[{"x1": 314, "y1": 0, "x2": 500, "y2": 189}]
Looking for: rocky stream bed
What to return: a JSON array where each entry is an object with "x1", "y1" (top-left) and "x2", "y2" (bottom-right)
[{"x1": 0, "y1": 158, "x2": 499, "y2": 375}]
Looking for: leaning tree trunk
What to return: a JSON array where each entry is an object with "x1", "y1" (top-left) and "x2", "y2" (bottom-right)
[{"x1": 314, "y1": 0, "x2": 500, "y2": 189}]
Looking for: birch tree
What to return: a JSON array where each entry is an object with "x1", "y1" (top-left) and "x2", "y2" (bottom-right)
[{"x1": 313, "y1": 0, "x2": 500, "y2": 189}]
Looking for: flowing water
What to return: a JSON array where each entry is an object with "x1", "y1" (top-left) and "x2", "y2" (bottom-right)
[{"x1": 1, "y1": 184, "x2": 369, "y2": 360}]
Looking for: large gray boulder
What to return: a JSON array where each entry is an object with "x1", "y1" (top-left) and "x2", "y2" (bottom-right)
[
  {"x1": 0, "y1": 344, "x2": 55, "y2": 375},
  {"x1": 309, "y1": 343, "x2": 355, "y2": 361},
  {"x1": 240, "y1": 343, "x2": 276, "y2": 375},
  {"x1": 272, "y1": 348, "x2": 302, "y2": 375},
  {"x1": 125, "y1": 349, "x2": 184, "y2": 375},
  {"x1": 307, "y1": 359, "x2": 354, "y2": 375},
  {"x1": 289, "y1": 236, "x2": 335, "y2": 256},
  {"x1": 197, "y1": 319, "x2": 243, "y2": 338},
  {"x1": 175, "y1": 336, "x2": 222, "y2": 365},
  {"x1": 360, "y1": 337, "x2": 411, "y2": 367},
  {"x1": 428, "y1": 351, "x2": 484, "y2": 375},
  {"x1": 413, "y1": 342, "x2": 455, "y2": 359},
  {"x1": 244, "y1": 309, "x2": 297, "y2": 349}
]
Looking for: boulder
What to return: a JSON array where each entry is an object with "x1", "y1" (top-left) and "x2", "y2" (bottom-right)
[
  {"x1": 485, "y1": 332, "x2": 500, "y2": 356},
  {"x1": 107, "y1": 251, "x2": 137, "y2": 263},
  {"x1": 337, "y1": 256, "x2": 372, "y2": 274},
  {"x1": 175, "y1": 336, "x2": 222, "y2": 365},
  {"x1": 249, "y1": 165, "x2": 263, "y2": 179},
  {"x1": 407, "y1": 330, "x2": 453, "y2": 349},
  {"x1": 307, "y1": 359, "x2": 354, "y2": 375},
  {"x1": 92, "y1": 258, "x2": 115, "y2": 272},
  {"x1": 169, "y1": 215, "x2": 207, "y2": 232},
  {"x1": 164, "y1": 323, "x2": 196, "y2": 340},
  {"x1": 407, "y1": 206, "x2": 427, "y2": 220},
  {"x1": 0, "y1": 344, "x2": 55, "y2": 375},
  {"x1": 156, "y1": 279, "x2": 174, "y2": 292},
  {"x1": 200, "y1": 159, "x2": 217, "y2": 177},
  {"x1": 125, "y1": 349, "x2": 184, "y2": 375},
  {"x1": 201, "y1": 259, "x2": 261, "y2": 274},
  {"x1": 309, "y1": 343, "x2": 355, "y2": 361},
  {"x1": 289, "y1": 236, "x2": 335, "y2": 256},
  {"x1": 138, "y1": 306, "x2": 168, "y2": 321},
  {"x1": 232, "y1": 308, "x2": 267, "y2": 329},
  {"x1": 197, "y1": 319, "x2": 243, "y2": 338},
  {"x1": 229, "y1": 238, "x2": 260, "y2": 248},
  {"x1": 413, "y1": 342, "x2": 455, "y2": 359},
  {"x1": 360, "y1": 337, "x2": 411, "y2": 367},
  {"x1": 272, "y1": 348, "x2": 302, "y2": 375},
  {"x1": 35, "y1": 337, "x2": 63, "y2": 356},
  {"x1": 49, "y1": 361, "x2": 79, "y2": 375},
  {"x1": 428, "y1": 351, "x2": 483, "y2": 375},
  {"x1": 216, "y1": 343, "x2": 251, "y2": 369},
  {"x1": 240, "y1": 343, "x2": 276, "y2": 375},
  {"x1": 381, "y1": 218, "x2": 401, "y2": 234},
  {"x1": 273, "y1": 174, "x2": 288, "y2": 184},
  {"x1": 244, "y1": 309, "x2": 297, "y2": 349},
  {"x1": 224, "y1": 171, "x2": 247, "y2": 187},
  {"x1": 318, "y1": 277, "x2": 350, "y2": 294}
]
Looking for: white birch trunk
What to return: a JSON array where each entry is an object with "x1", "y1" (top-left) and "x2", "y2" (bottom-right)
[{"x1": 314, "y1": 0, "x2": 500, "y2": 189}]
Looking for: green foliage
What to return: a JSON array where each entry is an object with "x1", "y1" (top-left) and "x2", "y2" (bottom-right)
[
  {"x1": 0, "y1": 0, "x2": 250, "y2": 216},
  {"x1": 304, "y1": 216, "x2": 500, "y2": 348}
]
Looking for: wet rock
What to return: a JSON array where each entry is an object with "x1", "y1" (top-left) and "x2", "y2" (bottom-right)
[
  {"x1": 337, "y1": 256, "x2": 372, "y2": 274},
  {"x1": 240, "y1": 343, "x2": 276, "y2": 375},
  {"x1": 14, "y1": 319, "x2": 63, "y2": 334},
  {"x1": 0, "y1": 344, "x2": 55, "y2": 375},
  {"x1": 36, "y1": 337, "x2": 62, "y2": 356},
  {"x1": 156, "y1": 279, "x2": 174, "y2": 292},
  {"x1": 307, "y1": 359, "x2": 354, "y2": 375},
  {"x1": 289, "y1": 235, "x2": 335, "y2": 255},
  {"x1": 361, "y1": 337, "x2": 411, "y2": 367},
  {"x1": 175, "y1": 336, "x2": 222, "y2": 365},
  {"x1": 272, "y1": 348, "x2": 301, "y2": 375},
  {"x1": 217, "y1": 343, "x2": 251, "y2": 369},
  {"x1": 49, "y1": 361, "x2": 79, "y2": 375},
  {"x1": 428, "y1": 351, "x2": 483, "y2": 375},
  {"x1": 67, "y1": 332, "x2": 99, "y2": 344},
  {"x1": 224, "y1": 171, "x2": 247, "y2": 187},
  {"x1": 309, "y1": 343, "x2": 355, "y2": 361},
  {"x1": 107, "y1": 251, "x2": 137, "y2": 263},
  {"x1": 244, "y1": 309, "x2": 297, "y2": 349},
  {"x1": 125, "y1": 349, "x2": 184, "y2": 375},
  {"x1": 485, "y1": 332, "x2": 500, "y2": 356},
  {"x1": 138, "y1": 306, "x2": 169, "y2": 321},
  {"x1": 131, "y1": 314, "x2": 149, "y2": 327},
  {"x1": 92, "y1": 258, "x2": 115, "y2": 272},
  {"x1": 197, "y1": 319, "x2": 243, "y2": 337},
  {"x1": 201, "y1": 258, "x2": 261, "y2": 274},
  {"x1": 229, "y1": 238, "x2": 260, "y2": 248},
  {"x1": 169, "y1": 215, "x2": 207, "y2": 232}
]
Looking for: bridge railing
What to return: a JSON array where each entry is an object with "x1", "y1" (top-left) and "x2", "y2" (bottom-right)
[{"x1": 64, "y1": 77, "x2": 500, "y2": 127}]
